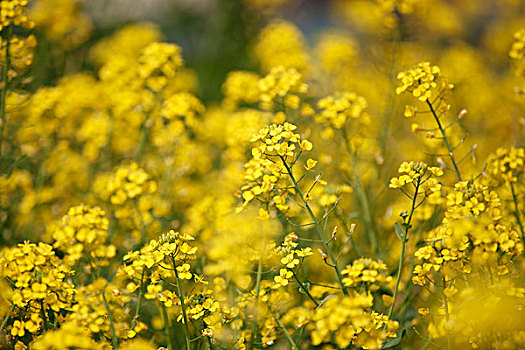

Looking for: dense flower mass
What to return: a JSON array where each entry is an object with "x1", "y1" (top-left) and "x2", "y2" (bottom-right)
[
  {"x1": 1, "y1": 1, "x2": 525, "y2": 349},
  {"x1": 397, "y1": 62, "x2": 438, "y2": 99}
]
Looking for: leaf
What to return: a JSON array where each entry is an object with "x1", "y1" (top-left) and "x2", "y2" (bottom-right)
[
  {"x1": 382, "y1": 328, "x2": 406, "y2": 349},
  {"x1": 382, "y1": 336, "x2": 402, "y2": 349},
  {"x1": 316, "y1": 294, "x2": 336, "y2": 309},
  {"x1": 395, "y1": 222, "x2": 407, "y2": 242}
]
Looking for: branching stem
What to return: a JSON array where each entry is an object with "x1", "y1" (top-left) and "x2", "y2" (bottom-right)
[
  {"x1": 280, "y1": 156, "x2": 348, "y2": 295},
  {"x1": 426, "y1": 100, "x2": 462, "y2": 182}
]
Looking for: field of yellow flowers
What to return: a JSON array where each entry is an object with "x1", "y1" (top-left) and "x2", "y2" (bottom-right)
[{"x1": 1, "y1": 0, "x2": 525, "y2": 349}]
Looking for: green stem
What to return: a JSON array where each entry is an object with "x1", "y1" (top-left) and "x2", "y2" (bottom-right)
[
  {"x1": 441, "y1": 275, "x2": 452, "y2": 350},
  {"x1": 102, "y1": 291, "x2": 119, "y2": 349},
  {"x1": 171, "y1": 255, "x2": 191, "y2": 350},
  {"x1": 388, "y1": 175, "x2": 421, "y2": 318},
  {"x1": 134, "y1": 199, "x2": 147, "y2": 243},
  {"x1": 0, "y1": 304, "x2": 14, "y2": 333},
  {"x1": 40, "y1": 300, "x2": 48, "y2": 332},
  {"x1": 161, "y1": 303, "x2": 175, "y2": 350},
  {"x1": 130, "y1": 269, "x2": 145, "y2": 331},
  {"x1": 426, "y1": 100, "x2": 462, "y2": 182},
  {"x1": 292, "y1": 271, "x2": 319, "y2": 307},
  {"x1": 0, "y1": 25, "x2": 12, "y2": 169},
  {"x1": 280, "y1": 156, "x2": 348, "y2": 295},
  {"x1": 378, "y1": 10, "x2": 403, "y2": 177},
  {"x1": 510, "y1": 181, "x2": 525, "y2": 243},
  {"x1": 272, "y1": 311, "x2": 298, "y2": 349},
  {"x1": 134, "y1": 117, "x2": 150, "y2": 163},
  {"x1": 204, "y1": 320, "x2": 214, "y2": 350},
  {"x1": 86, "y1": 254, "x2": 119, "y2": 348},
  {"x1": 341, "y1": 128, "x2": 378, "y2": 255},
  {"x1": 249, "y1": 234, "x2": 265, "y2": 350}
]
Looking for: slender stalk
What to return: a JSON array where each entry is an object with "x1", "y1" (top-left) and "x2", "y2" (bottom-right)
[
  {"x1": 378, "y1": 9, "x2": 403, "y2": 178},
  {"x1": 272, "y1": 311, "x2": 298, "y2": 349},
  {"x1": 171, "y1": 255, "x2": 191, "y2": 350},
  {"x1": 341, "y1": 128, "x2": 378, "y2": 254},
  {"x1": 86, "y1": 254, "x2": 119, "y2": 348},
  {"x1": 130, "y1": 269, "x2": 145, "y2": 331},
  {"x1": 135, "y1": 116, "x2": 150, "y2": 162},
  {"x1": 441, "y1": 275, "x2": 452, "y2": 350},
  {"x1": 0, "y1": 304, "x2": 15, "y2": 333},
  {"x1": 388, "y1": 175, "x2": 421, "y2": 318},
  {"x1": 134, "y1": 200, "x2": 147, "y2": 243},
  {"x1": 161, "y1": 303, "x2": 175, "y2": 350},
  {"x1": 510, "y1": 181, "x2": 525, "y2": 243},
  {"x1": 102, "y1": 291, "x2": 120, "y2": 349},
  {"x1": 204, "y1": 320, "x2": 214, "y2": 350},
  {"x1": 0, "y1": 25, "x2": 12, "y2": 167},
  {"x1": 426, "y1": 100, "x2": 462, "y2": 182},
  {"x1": 280, "y1": 156, "x2": 348, "y2": 295},
  {"x1": 292, "y1": 271, "x2": 319, "y2": 307},
  {"x1": 40, "y1": 300, "x2": 48, "y2": 331},
  {"x1": 249, "y1": 233, "x2": 265, "y2": 350}
]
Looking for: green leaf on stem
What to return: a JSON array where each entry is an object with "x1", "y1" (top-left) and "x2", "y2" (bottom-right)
[{"x1": 395, "y1": 222, "x2": 407, "y2": 242}]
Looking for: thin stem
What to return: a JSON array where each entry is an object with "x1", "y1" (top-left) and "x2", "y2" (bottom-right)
[
  {"x1": 171, "y1": 255, "x2": 192, "y2": 350},
  {"x1": 102, "y1": 291, "x2": 120, "y2": 349},
  {"x1": 510, "y1": 181, "x2": 525, "y2": 243},
  {"x1": 341, "y1": 129, "x2": 378, "y2": 255},
  {"x1": 135, "y1": 117, "x2": 150, "y2": 162},
  {"x1": 0, "y1": 25, "x2": 12, "y2": 168},
  {"x1": 272, "y1": 311, "x2": 298, "y2": 349},
  {"x1": 40, "y1": 300, "x2": 48, "y2": 331},
  {"x1": 249, "y1": 233, "x2": 265, "y2": 350},
  {"x1": 280, "y1": 156, "x2": 348, "y2": 295},
  {"x1": 426, "y1": 100, "x2": 462, "y2": 182},
  {"x1": 86, "y1": 253, "x2": 119, "y2": 349},
  {"x1": 130, "y1": 269, "x2": 145, "y2": 331},
  {"x1": 204, "y1": 320, "x2": 214, "y2": 350},
  {"x1": 441, "y1": 275, "x2": 452, "y2": 350},
  {"x1": 292, "y1": 271, "x2": 319, "y2": 307},
  {"x1": 306, "y1": 280, "x2": 342, "y2": 290},
  {"x1": 388, "y1": 175, "x2": 422, "y2": 318},
  {"x1": 0, "y1": 304, "x2": 15, "y2": 333},
  {"x1": 134, "y1": 199, "x2": 147, "y2": 243},
  {"x1": 161, "y1": 303, "x2": 175, "y2": 350}
]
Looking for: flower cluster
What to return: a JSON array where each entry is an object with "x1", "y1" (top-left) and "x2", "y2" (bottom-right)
[
  {"x1": 222, "y1": 71, "x2": 261, "y2": 108},
  {"x1": 68, "y1": 278, "x2": 134, "y2": 340},
  {"x1": 342, "y1": 258, "x2": 392, "y2": 291},
  {"x1": 0, "y1": 0, "x2": 34, "y2": 30},
  {"x1": 389, "y1": 161, "x2": 443, "y2": 197},
  {"x1": 310, "y1": 293, "x2": 399, "y2": 349},
  {"x1": 1, "y1": 0, "x2": 36, "y2": 86},
  {"x1": 238, "y1": 122, "x2": 313, "y2": 211},
  {"x1": 254, "y1": 20, "x2": 309, "y2": 73},
  {"x1": 396, "y1": 62, "x2": 444, "y2": 101},
  {"x1": 445, "y1": 180, "x2": 501, "y2": 220},
  {"x1": 0, "y1": 242, "x2": 75, "y2": 342},
  {"x1": 258, "y1": 66, "x2": 308, "y2": 111},
  {"x1": 31, "y1": 0, "x2": 91, "y2": 49},
  {"x1": 273, "y1": 233, "x2": 313, "y2": 287},
  {"x1": 30, "y1": 321, "x2": 110, "y2": 350},
  {"x1": 137, "y1": 42, "x2": 184, "y2": 91},
  {"x1": 94, "y1": 163, "x2": 157, "y2": 240},
  {"x1": 52, "y1": 205, "x2": 115, "y2": 266},
  {"x1": 1, "y1": 34, "x2": 37, "y2": 74},
  {"x1": 486, "y1": 147, "x2": 524, "y2": 184},
  {"x1": 315, "y1": 32, "x2": 357, "y2": 75},
  {"x1": 509, "y1": 28, "x2": 525, "y2": 76},
  {"x1": 121, "y1": 230, "x2": 197, "y2": 284},
  {"x1": 185, "y1": 289, "x2": 223, "y2": 336},
  {"x1": 316, "y1": 91, "x2": 368, "y2": 129}
]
